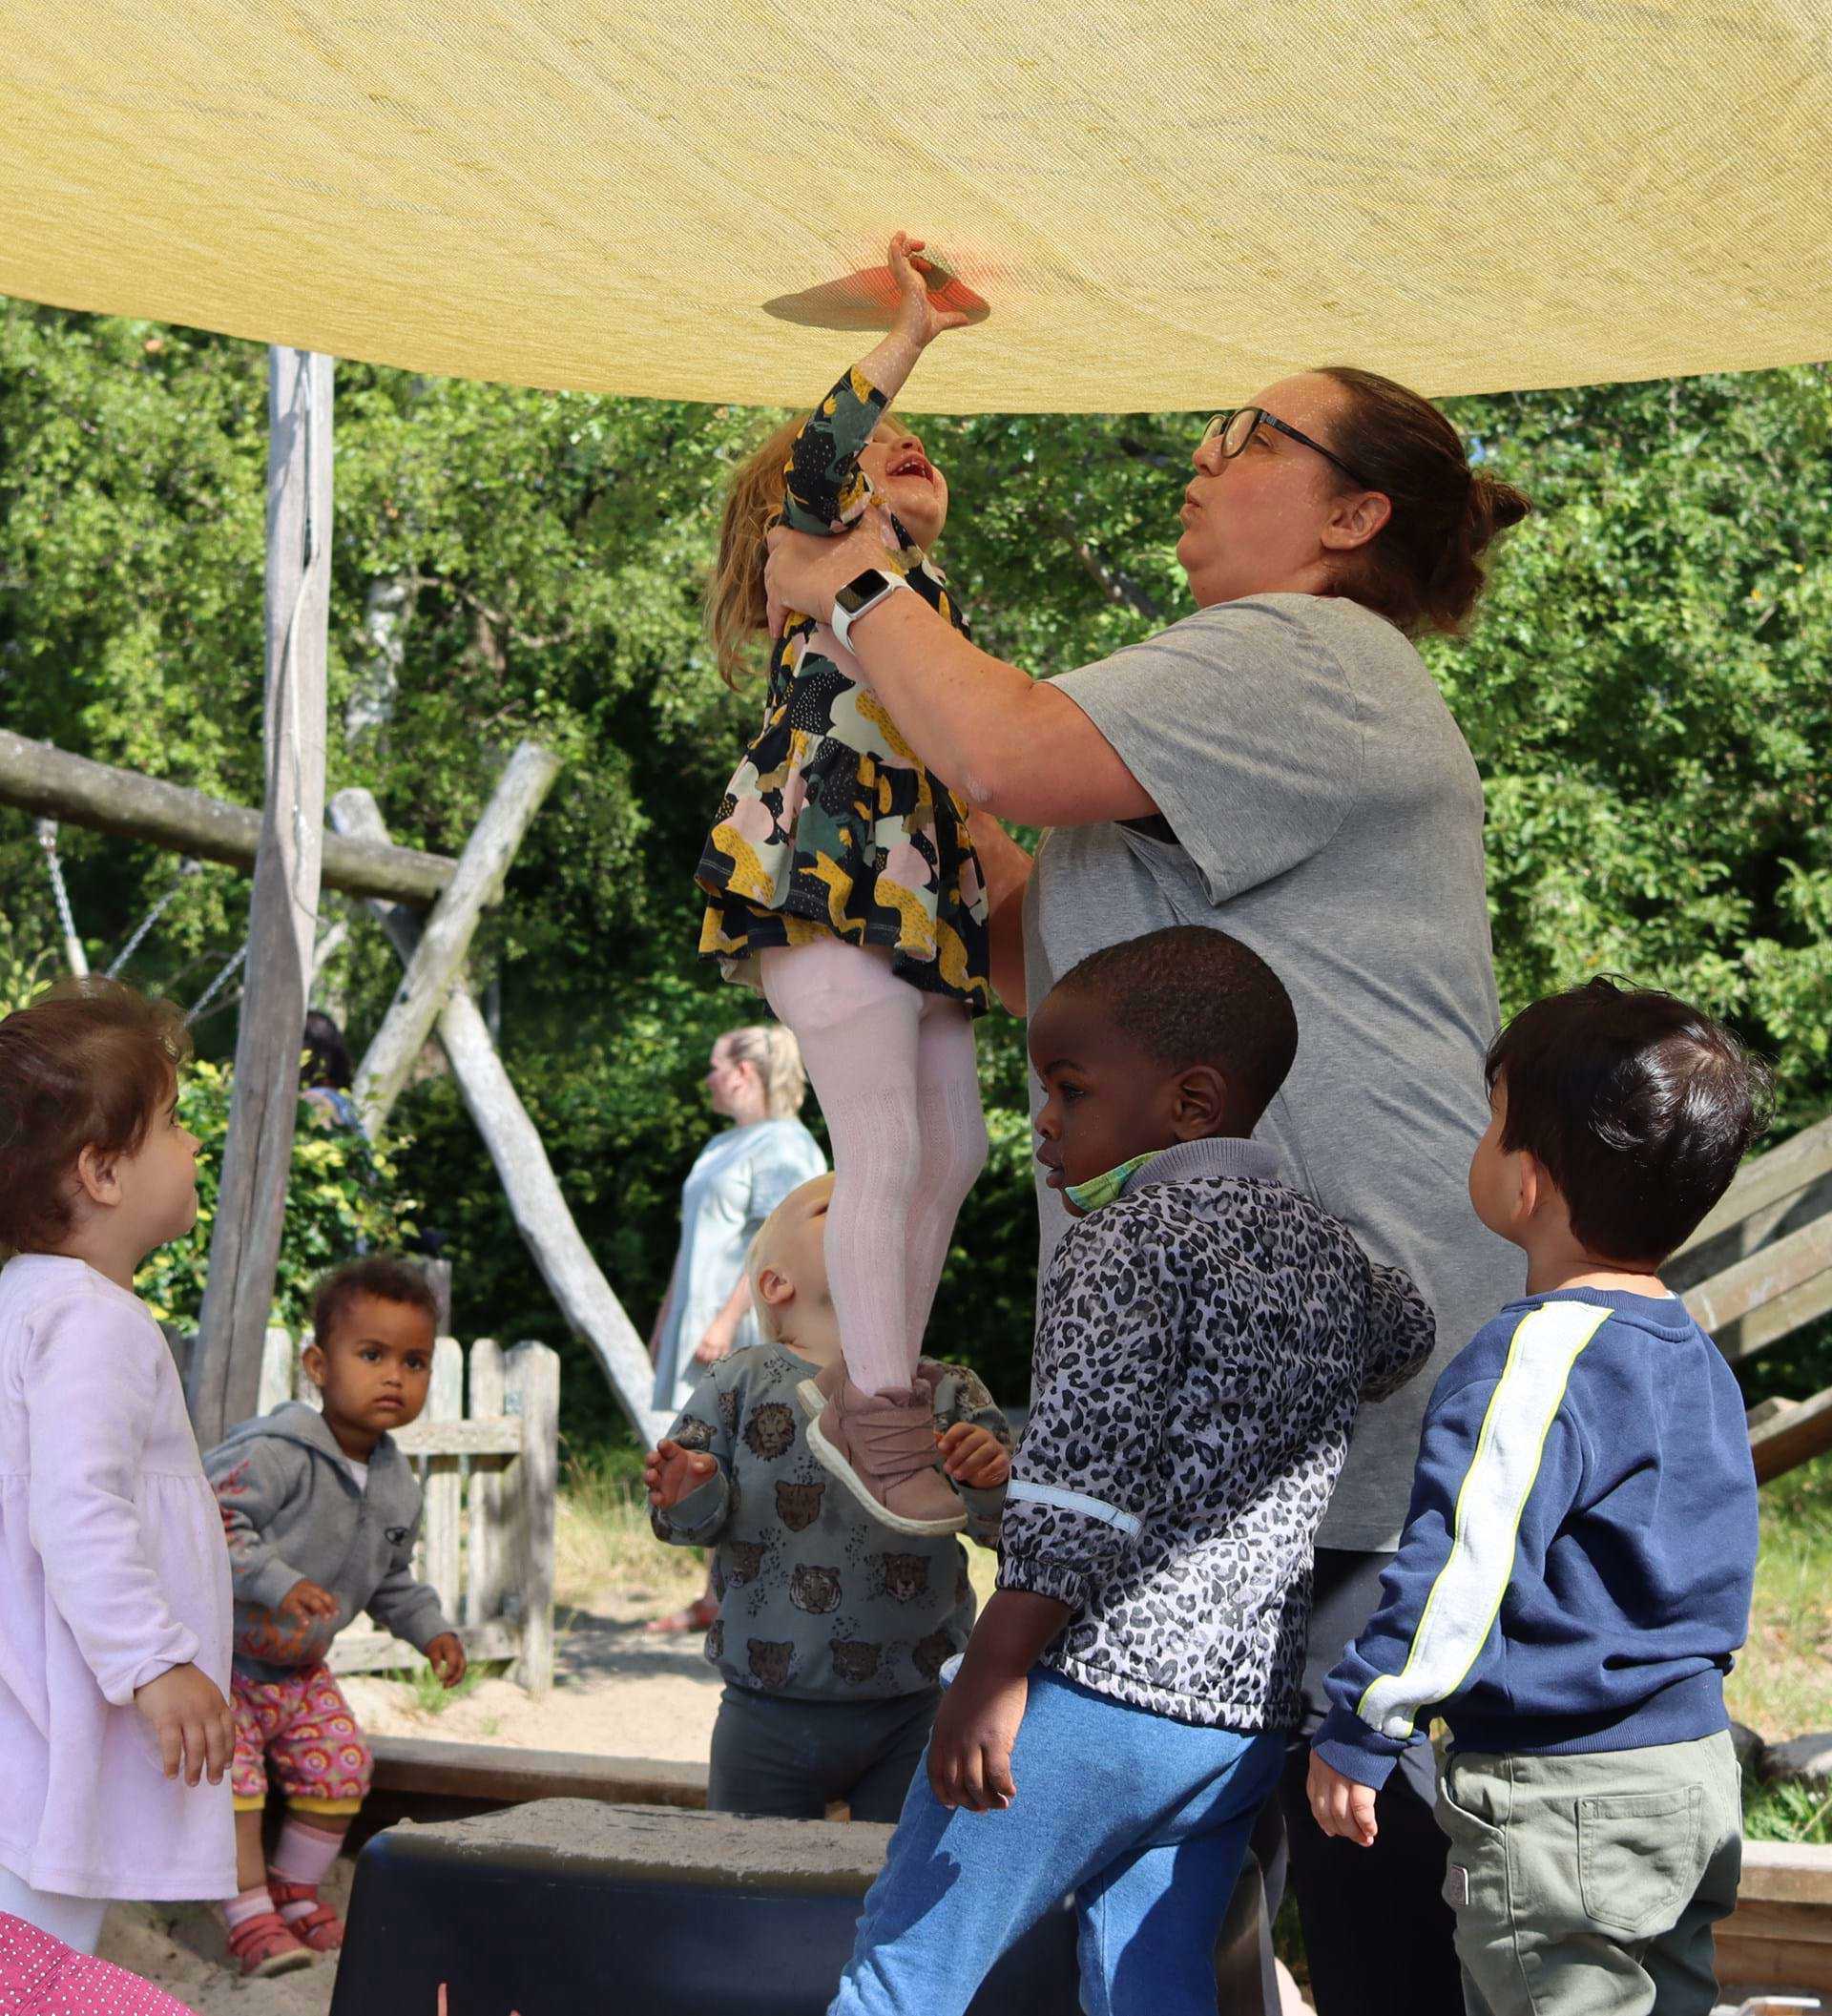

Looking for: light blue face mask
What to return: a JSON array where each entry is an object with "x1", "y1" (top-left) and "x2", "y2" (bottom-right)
[{"x1": 1063, "y1": 1151, "x2": 1160, "y2": 1215}]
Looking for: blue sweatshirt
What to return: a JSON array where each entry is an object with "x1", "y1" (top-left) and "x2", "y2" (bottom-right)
[{"x1": 1313, "y1": 1289, "x2": 1757, "y2": 1789}]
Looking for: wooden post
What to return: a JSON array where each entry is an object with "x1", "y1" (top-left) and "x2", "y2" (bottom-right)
[
  {"x1": 187, "y1": 348, "x2": 333, "y2": 1445},
  {"x1": 330, "y1": 787, "x2": 672, "y2": 1447},
  {"x1": 353, "y1": 740, "x2": 559, "y2": 1137},
  {"x1": 424, "y1": 1337, "x2": 465, "y2": 1618},
  {"x1": 256, "y1": 1325, "x2": 297, "y2": 1418},
  {"x1": 505, "y1": 1341, "x2": 559, "y2": 1694},
  {"x1": 466, "y1": 1340, "x2": 508, "y2": 1632}
]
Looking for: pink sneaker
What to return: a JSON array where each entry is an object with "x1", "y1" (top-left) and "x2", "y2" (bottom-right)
[{"x1": 796, "y1": 1366, "x2": 967, "y2": 1536}]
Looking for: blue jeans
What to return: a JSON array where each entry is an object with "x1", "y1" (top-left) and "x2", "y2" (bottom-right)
[{"x1": 829, "y1": 1666, "x2": 1285, "y2": 2016}]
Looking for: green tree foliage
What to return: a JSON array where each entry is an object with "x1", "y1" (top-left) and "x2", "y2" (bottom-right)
[{"x1": 2, "y1": 301, "x2": 1825, "y2": 1432}]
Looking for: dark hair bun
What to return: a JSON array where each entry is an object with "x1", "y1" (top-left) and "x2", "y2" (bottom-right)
[{"x1": 1469, "y1": 470, "x2": 1532, "y2": 547}]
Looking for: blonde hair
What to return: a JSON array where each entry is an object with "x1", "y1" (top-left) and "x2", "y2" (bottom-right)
[
  {"x1": 744, "y1": 1172, "x2": 834, "y2": 1342},
  {"x1": 705, "y1": 416, "x2": 803, "y2": 689},
  {"x1": 721, "y1": 1023, "x2": 808, "y2": 1120}
]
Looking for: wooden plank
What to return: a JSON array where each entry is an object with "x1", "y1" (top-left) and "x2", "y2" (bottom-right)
[
  {"x1": 328, "y1": 1617, "x2": 519, "y2": 1675},
  {"x1": 353, "y1": 740, "x2": 559, "y2": 1136},
  {"x1": 256, "y1": 1325, "x2": 296, "y2": 1418},
  {"x1": 1685, "y1": 1216, "x2": 1832, "y2": 1339},
  {"x1": 367, "y1": 1735, "x2": 708, "y2": 1811},
  {"x1": 424, "y1": 1337, "x2": 464, "y2": 1618},
  {"x1": 1718, "y1": 1897, "x2": 1832, "y2": 1944},
  {"x1": 0, "y1": 727, "x2": 458, "y2": 905},
  {"x1": 466, "y1": 1341, "x2": 509, "y2": 1631},
  {"x1": 1737, "y1": 1840, "x2": 1832, "y2": 1906},
  {"x1": 1729, "y1": 1266, "x2": 1832, "y2": 1364},
  {"x1": 507, "y1": 1341, "x2": 559, "y2": 1695},
  {"x1": 187, "y1": 348, "x2": 332, "y2": 1446},
  {"x1": 1679, "y1": 1111, "x2": 1832, "y2": 1253},
  {"x1": 1715, "y1": 1932, "x2": 1832, "y2": 1996},
  {"x1": 389, "y1": 1417, "x2": 522, "y2": 1457},
  {"x1": 330, "y1": 786, "x2": 671, "y2": 1448},
  {"x1": 1752, "y1": 1384, "x2": 1832, "y2": 1485}
]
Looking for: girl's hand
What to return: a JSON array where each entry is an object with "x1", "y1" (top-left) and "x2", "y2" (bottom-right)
[
  {"x1": 1306, "y1": 1751, "x2": 1379, "y2": 1847},
  {"x1": 645, "y1": 1439, "x2": 718, "y2": 1510},
  {"x1": 928, "y1": 1662, "x2": 1028, "y2": 1811},
  {"x1": 280, "y1": 1577, "x2": 339, "y2": 1622},
  {"x1": 887, "y1": 232, "x2": 971, "y2": 349},
  {"x1": 134, "y1": 1662, "x2": 236, "y2": 1787},
  {"x1": 426, "y1": 1632, "x2": 468, "y2": 1689},
  {"x1": 938, "y1": 1423, "x2": 1010, "y2": 1489}
]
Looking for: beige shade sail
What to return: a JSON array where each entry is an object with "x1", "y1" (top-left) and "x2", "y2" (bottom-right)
[{"x1": 2, "y1": 0, "x2": 1827, "y2": 413}]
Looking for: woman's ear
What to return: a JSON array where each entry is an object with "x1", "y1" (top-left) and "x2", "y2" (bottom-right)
[{"x1": 1320, "y1": 489, "x2": 1392, "y2": 553}]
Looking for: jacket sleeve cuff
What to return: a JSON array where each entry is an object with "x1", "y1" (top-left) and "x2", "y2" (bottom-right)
[
  {"x1": 995, "y1": 1551, "x2": 1088, "y2": 1610},
  {"x1": 388, "y1": 1590, "x2": 453, "y2": 1652},
  {"x1": 1311, "y1": 1706, "x2": 1412, "y2": 1790},
  {"x1": 244, "y1": 1556, "x2": 310, "y2": 1612},
  {"x1": 652, "y1": 1471, "x2": 729, "y2": 1546},
  {"x1": 956, "y1": 1482, "x2": 1006, "y2": 1542}
]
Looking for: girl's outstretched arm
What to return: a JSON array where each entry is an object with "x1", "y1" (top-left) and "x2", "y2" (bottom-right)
[{"x1": 782, "y1": 233, "x2": 970, "y2": 536}]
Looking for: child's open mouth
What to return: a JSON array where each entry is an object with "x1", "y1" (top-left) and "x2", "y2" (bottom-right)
[{"x1": 888, "y1": 452, "x2": 934, "y2": 484}]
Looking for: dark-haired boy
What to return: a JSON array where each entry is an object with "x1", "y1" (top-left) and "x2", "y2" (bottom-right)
[
  {"x1": 203, "y1": 1257, "x2": 466, "y2": 1973},
  {"x1": 1308, "y1": 979, "x2": 1768, "y2": 2016},
  {"x1": 826, "y1": 925, "x2": 1437, "y2": 2016}
]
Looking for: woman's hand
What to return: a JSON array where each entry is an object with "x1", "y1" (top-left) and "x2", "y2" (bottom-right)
[
  {"x1": 645, "y1": 1439, "x2": 718, "y2": 1510},
  {"x1": 887, "y1": 231, "x2": 971, "y2": 349},
  {"x1": 764, "y1": 522, "x2": 884, "y2": 631},
  {"x1": 929, "y1": 1662, "x2": 1028, "y2": 1811},
  {"x1": 1306, "y1": 1751, "x2": 1379, "y2": 1846},
  {"x1": 692, "y1": 1316, "x2": 737, "y2": 1365},
  {"x1": 938, "y1": 1423, "x2": 1010, "y2": 1489},
  {"x1": 134, "y1": 1662, "x2": 236, "y2": 1786}
]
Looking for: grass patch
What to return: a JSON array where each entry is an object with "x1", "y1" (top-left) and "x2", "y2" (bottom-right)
[
  {"x1": 1744, "y1": 1772, "x2": 1832, "y2": 1846},
  {"x1": 381, "y1": 1660, "x2": 489, "y2": 1716},
  {"x1": 1727, "y1": 1451, "x2": 1832, "y2": 1744},
  {"x1": 555, "y1": 1441, "x2": 703, "y2": 1611}
]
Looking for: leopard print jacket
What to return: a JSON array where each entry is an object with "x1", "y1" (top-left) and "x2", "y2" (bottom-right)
[{"x1": 1000, "y1": 1136, "x2": 1434, "y2": 1731}]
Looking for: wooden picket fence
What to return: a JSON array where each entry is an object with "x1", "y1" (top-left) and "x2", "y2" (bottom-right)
[{"x1": 256, "y1": 1329, "x2": 559, "y2": 1694}]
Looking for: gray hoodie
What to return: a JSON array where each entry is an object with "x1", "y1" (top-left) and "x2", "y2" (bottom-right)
[{"x1": 204, "y1": 1403, "x2": 454, "y2": 1680}]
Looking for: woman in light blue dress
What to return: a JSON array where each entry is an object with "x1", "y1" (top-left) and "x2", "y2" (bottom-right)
[{"x1": 646, "y1": 1024, "x2": 824, "y2": 1632}]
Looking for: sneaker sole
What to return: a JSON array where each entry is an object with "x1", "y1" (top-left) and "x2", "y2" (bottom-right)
[
  {"x1": 244, "y1": 1947, "x2": 316, "y2": 1979},
  {"x1": 798, "y1": 1382, "x2": 967, "y2": 1538}
]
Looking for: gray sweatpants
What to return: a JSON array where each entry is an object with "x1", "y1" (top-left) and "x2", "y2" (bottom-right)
[
  {"x1": 1436, "y1": 1730, "x2": 1742, "y2": 2016},
  {"x1": 707, "y1": 1685, "x2": 938, "y2": 1822}
]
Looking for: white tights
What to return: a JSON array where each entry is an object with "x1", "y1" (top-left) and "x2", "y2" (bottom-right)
[
  {"x1": 760, "y1": 939, "x2": 989, "y2": 1395},
  {"x1": 0, "y1": 1867, "x2": 109, "y2": 1954}
]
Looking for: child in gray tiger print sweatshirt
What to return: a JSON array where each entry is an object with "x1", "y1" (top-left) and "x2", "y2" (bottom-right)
[{"x1": 646, "y1": 1174, "x2": 1011, "y2": 1819}]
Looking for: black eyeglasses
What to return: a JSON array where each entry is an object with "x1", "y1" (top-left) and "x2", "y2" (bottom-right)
[{"x1": 1200, "y1": 407, "x2": 1372, "y2": 489}]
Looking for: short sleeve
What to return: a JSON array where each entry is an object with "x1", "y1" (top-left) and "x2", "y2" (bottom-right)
[{"x1": 1049, "y1": 596, "x2": 1366, "y2": 904}]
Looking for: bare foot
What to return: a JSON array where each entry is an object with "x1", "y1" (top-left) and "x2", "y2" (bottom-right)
[{"x1": 642, "y1": 1595, "x2": 718, "y2": 1635}]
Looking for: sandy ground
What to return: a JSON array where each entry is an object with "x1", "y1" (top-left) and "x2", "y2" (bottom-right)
[{"x1": 93, "y1": 1591, "x2": 1332, "y2": 2013}]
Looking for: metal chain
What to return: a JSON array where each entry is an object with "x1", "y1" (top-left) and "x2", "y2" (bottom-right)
[
  {"x1": 34, "y1": 820, "x2": 89, "y2": 977},
  {"x1": 185, "y1": 941, "x2": 249, "y2": 1026},
  {"x1": 106, "y1": 858, "x2": 202, "y2": 978}
]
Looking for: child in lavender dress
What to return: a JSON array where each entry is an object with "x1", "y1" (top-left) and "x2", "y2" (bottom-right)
[{"x1": 0, "y1": 980, "x2": 235, "y2": 1956}]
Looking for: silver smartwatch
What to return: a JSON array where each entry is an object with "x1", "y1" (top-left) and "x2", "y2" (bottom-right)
[{"x1": 829, "y1": 567, "x2": 909, "y2": 652}]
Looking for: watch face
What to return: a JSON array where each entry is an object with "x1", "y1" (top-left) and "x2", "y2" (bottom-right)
[{"x1": 835, "y1": 569, "x2": 892, "y2": 618}]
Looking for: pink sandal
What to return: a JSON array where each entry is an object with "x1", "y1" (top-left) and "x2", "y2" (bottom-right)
[
  {"x1": 225, "y1": 1909, "x2": 313, "y2": 1978},
  {"x1": 267, "y1": 1878, "x2": 345, "y2": 1952}
]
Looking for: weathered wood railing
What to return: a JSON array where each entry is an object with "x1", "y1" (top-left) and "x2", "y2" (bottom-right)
[
  {"x1": 257, "y1": 1329, "x2": 559, "y2": 1693},
  {"x1": 1670, "y1": 1110, "x2": 1832, "y2": 1485}
]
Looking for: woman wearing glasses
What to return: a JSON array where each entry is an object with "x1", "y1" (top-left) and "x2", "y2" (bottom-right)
[{"x1": 764, "y1": 364, "x2": 1530, "y2": 2016}]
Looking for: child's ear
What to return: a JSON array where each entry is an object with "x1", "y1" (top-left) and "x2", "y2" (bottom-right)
[
  {"x1": 301, "y1": 1341, "x2": 329, "y2": 1391},
  {"x1": 73, "y1": 1143, "x2": 123, "y2": 1209},
  {"x1": 1171, "y1": 1065, "x2": 1230, "y2": 1138},
  {"x1": 755, "y1": 1264, "x2": 796, "y2": 1309}
]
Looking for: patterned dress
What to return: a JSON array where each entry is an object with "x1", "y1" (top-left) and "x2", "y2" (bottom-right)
[{"x1": 697, "y1": 365, "x2": 991, "y2": 1014}]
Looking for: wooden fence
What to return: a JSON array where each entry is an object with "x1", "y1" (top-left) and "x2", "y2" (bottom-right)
[
  {"x1": 257, "y1": 1329, "x2": 559, "y2": 1694},
  {"x1": 1671, "y1": 1108, "x2": 1832, "y2": 1485}
]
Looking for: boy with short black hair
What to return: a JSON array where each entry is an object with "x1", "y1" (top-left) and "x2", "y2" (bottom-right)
[
  {"x1": 204, "y1": 1256, "x2": 466, "y2": 1975},
  {"x1": 1308, "y1": 978, "x2": 1770, "y2": 2016},
  {"x1": 826, "y1": 925, "x2": 1437, "y2": 2016}
]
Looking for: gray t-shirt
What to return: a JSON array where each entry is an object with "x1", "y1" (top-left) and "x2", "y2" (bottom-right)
[{"x1": 1022, "y1": 592, "x2": 1524, "y2": 1550}]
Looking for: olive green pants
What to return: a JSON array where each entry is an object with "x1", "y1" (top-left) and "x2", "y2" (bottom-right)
[{"x1": 1435, "y1": 1731, "x2": 1742, "y2": 2016}]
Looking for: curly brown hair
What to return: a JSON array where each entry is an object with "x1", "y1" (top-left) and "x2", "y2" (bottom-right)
[{"x1": 704, "y1": 415, "x2": 804, "y2": 689}]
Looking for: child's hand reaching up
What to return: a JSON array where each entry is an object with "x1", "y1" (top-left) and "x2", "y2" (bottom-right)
[
  {"x1": 938, "y1": 1423, "x2": 1010, "y2": 1490},
  {"x1": 887, "y1": 231, "x2": 972, "y2": 349},
  {"x1": 134, "y1": 1662, "x2": 235, "y2": 1787},
  {"x1": 645, "y1": 1439, "x2": 718, "y2": 1510},
  {"x1": 1307, "y1": 1752, "x2": 1379, "y2": 1847}
]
